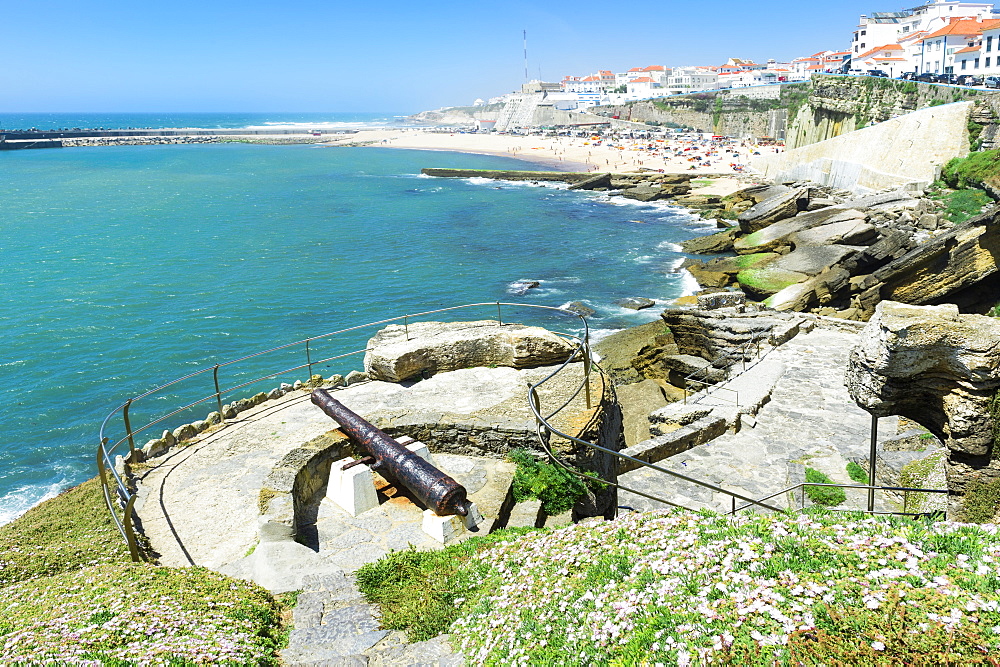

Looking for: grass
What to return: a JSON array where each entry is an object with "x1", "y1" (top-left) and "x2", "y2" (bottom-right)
[
  {"x1": 354, "y1": 528, "x2": 535, "y2": 642},
  {"x1": 0, "y1": 476, "x2": 289, "y2": 663},
  {"x1": 1, "y1": 564, "x2": 285, "y2": 663},
  {"x1": 359, "y1": 508, "x2": 1000, "y2": 665},
  {"x1": 847, "y1": 461, "x2": 869, "y2": 484},
  {"x1": 0, "y1": 477, "x2": 133, "y2": 587},
  {"x1": 804, "y1": 468, "x2": 846, "y2": 506}
]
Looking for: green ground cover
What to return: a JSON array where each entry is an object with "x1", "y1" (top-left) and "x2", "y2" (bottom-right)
[
  {"x1": 0, "y1": 477, "x2": 288, "y2": 663},
  {"x1": 361, "y1": 509, "x2": 1000, "y2": 665},
  {"x1": 942, "y1": 150, "x2": 1000, "y2": 190},
  {"x1": 804, "y1": 468, "x2": 846, "y2": 506}
]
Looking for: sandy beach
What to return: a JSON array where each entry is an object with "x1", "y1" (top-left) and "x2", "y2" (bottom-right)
[{"x1": 320, "y1": 128, "x2": 777, "y2": 196}]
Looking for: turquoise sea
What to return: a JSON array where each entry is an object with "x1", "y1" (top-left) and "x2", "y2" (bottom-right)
[{"x1": 0, "y1": 114, "x2": 714, "y2": 525}]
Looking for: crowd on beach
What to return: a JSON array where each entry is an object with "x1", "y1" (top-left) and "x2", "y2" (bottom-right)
[{"x1": 327, "y1": 126, "x2": 782, "y2": 176}]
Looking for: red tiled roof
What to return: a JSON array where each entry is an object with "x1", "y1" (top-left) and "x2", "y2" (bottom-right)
[
  {"x1": 857, "y1": 44, "x2": 904, "y2": 59},
  {"x1": 629, "y1": 77, "x2": 657, "y2": 83},
  {"x1": 643, "y1": 65, "x2": 666, "y2": 71},
  {"x1": 956, "y1": 44, "x2": 981, "y2": 53},
  {"x1": 923, "y1": 17, "x2": 989, "y2": 40}
]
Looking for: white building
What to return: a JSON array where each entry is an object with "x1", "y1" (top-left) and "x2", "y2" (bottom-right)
[
  {"x1": 851, "y1": 0, "x2": 996, "y2": 64},
  {"x1": 664, "y1": 67, "x2": 719, "y2": 94},
  {"x1": 919, "y1": 17, "x2": 991, "y2": 72}
]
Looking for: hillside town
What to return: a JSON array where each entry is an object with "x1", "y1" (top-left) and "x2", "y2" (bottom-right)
[{"x1": 471, "y1": 0, "x2": 1000, "y2": 115}]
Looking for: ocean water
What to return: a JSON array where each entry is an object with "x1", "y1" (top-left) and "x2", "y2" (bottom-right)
[
  {"x1": 0, "y1": 137, "x2": 714, "y2": 525},
  {"x1": 0, "y1": 111, "x2": 407, "y2": 132}
]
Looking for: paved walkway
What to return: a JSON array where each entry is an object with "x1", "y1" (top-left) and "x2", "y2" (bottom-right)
[{"x1": 620, "y1": 325, "x2": 901, "y2": 514}]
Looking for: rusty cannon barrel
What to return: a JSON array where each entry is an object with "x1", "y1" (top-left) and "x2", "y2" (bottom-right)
[{"x1": 311, "y1": 388, "x2": 471, "y2": 517}]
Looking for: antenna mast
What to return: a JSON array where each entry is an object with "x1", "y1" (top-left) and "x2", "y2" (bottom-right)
[{"x1": 523, "y1": 29, "x2": 529, "y2": 82}]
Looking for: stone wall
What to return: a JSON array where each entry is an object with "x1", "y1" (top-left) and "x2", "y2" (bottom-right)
[{"x1": 751, "y1": 102, "x2": 973, "y2": 192}]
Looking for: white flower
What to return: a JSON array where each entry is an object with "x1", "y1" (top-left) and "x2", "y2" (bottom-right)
[{"x1": 872, "y1": 641, "x2": 885, "y2": 651}]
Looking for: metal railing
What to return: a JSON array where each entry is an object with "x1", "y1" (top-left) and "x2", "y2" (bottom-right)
[
  {"x1": 526, "y1": 341, "x2": 784, "y2": 516},
  {"x1": 99, "y1": 304, "x2": 951, "y2": 561},
  {"x1": 97, "y1": 301, "x2": 591, "y2": 562},
  {"x1": 681, "y1": 332, "x2": 766, "y2": 406},
  {"x1": 731, "y1": 481, "x2": 949, "y2": 517},
  {"x1": 528, "y1": 332, "x2": 948, "y2": 521}
]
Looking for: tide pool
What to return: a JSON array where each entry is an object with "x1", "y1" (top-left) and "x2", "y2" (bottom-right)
[{"x1": 0, "y1": 142, "x2": 713, "y2": 524}]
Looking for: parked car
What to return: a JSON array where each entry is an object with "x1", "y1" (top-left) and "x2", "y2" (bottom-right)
[
  {"x1": 846, "y1": 69, "x2": 866, "y2": 76},
  {"x1": 914, "y1": 72, "x2": 938, "y2": 83},
  {"x1": 936, "y1": 73, "x2": 959, "y2": 84},
  {"x1": 867, "y1": 69, "x2": 889, "y2": 77},
  {"x1": 899, "y1": 71, "x2": 916, "y2": 80},
  {"x1": 957, "y1": 74, "x2": 983, "y2": 86},
  {"x1": 985, "y1": 76, "x2": 1000, "y2": 89}
]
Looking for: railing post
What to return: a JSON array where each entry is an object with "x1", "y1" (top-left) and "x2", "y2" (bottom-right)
[
  {"x1": 583, "y1": 344, "x2": 592, "y2": 410},
  {"x1": 868, "y1": 414, "x2": 878, "y2": 513},
  {"x1": 123, "y1": 494, "x2": 141, "y2": 562},
  {"x1": 404, "y1": 315, "x2": 410, "y2": 341},
  {"x1": 305, "y1": 339, "x2": 313, "y2": 378},
  {"x1": 213, "y1": 364, "x2": 223, "y2": 418},
  {"x1": 496, "y1": 302, "x2": 503, "y2": 327},
  {"x1": 122, "y1": 399, "x2": 136, "y2": 459}
]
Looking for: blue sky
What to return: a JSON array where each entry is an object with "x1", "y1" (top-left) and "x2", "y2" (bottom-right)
[{"x1": 2, "y1": 0, "x2": 884, "y2": 113}]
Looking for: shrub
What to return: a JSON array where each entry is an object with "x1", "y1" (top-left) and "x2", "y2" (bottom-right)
[
  {"x1": 962, "y1": 475, "x2": 1000, "y2": 523},
  {"x1": 804, "y1": 467, "x2": 846, "y2": 506},
  {"x1": 941, "y1": 150, "x2": 1000, "y2": 189},
  {"x1": 846, "y1": 461, "x2": 869, "y2": 484},
  {"x1": 508, "y1": 449, "x2": 589, "y2": 515}
]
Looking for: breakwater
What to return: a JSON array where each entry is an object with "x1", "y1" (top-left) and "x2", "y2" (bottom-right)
[{"x1": 0, "y1": 128, "x2": 358, "y2": 140}]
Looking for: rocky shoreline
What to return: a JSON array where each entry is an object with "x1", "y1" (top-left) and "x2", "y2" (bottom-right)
[{"x1": 678, "y1": 179, "x2": 998, "y2": 320}]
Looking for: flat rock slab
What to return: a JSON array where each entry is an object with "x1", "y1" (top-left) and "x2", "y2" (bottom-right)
[
  {"x1": 768, "y1": 244, "x2": 858, "y2": 277},
  {"x1": 791, "y1": 218, "x2": 878, "y2": 247},
  {"x1": 737, "y1": 188, "x2": 808, "y2": 234},
  {"x1": 734, "y1": 208, "x2": 863, "y2": 254}
]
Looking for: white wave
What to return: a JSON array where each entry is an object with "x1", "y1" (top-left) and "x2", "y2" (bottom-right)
[
  {"x1": 0, "y1": 479, "x2": 67, "y2": 527},
  {"x1": 678, "y1": 268, "x2": 702, "y2": 297},
  {"x1": 656, "y1": 241, "x2": 683, "y2": 252},
  {"x1": 587, "y1": 327, "x2": 624, "y2": 344}
]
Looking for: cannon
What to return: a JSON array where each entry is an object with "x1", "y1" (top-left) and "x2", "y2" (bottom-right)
[{"x1": 311, "y1": 388, "x2": 471, "y2": 517}]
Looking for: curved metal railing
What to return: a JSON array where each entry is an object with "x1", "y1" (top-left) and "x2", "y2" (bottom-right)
[
  {"x1": 526, "y1": 339, "x2": 784, "y2": 515},
  {"x1": 97, "y1": 301, "x2": 590, "y2": 561}
]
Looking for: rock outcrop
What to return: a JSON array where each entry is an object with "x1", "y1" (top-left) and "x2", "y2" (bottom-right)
[
  {"x1": 364, "y1": 320, "x2": 576, "y2": 382},
  {"x1": 846, "y1": 301, "x2": 1000, "y2": 517},
  {"x1": 681, "y1": 180, "x2": 1000, "y2": 321}
]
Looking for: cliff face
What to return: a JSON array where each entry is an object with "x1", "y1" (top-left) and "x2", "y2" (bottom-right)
[
  {"x1": 592, "y1": 85, "x2": 809, "y2": 139},
  {"x1": 789, "y1": 76, "x2": 1000, "y2": 149}
]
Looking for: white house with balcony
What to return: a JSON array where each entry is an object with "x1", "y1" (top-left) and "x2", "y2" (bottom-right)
[
  {"x1": 851, "y1": 0, "x2": 996, "y2": 67},
  {"x1": 917, "y1": 16, "x2": 994, "y2": 72},
  {"x1": 968, "y1": 19, "x2": 1000, "y2": 74}
]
